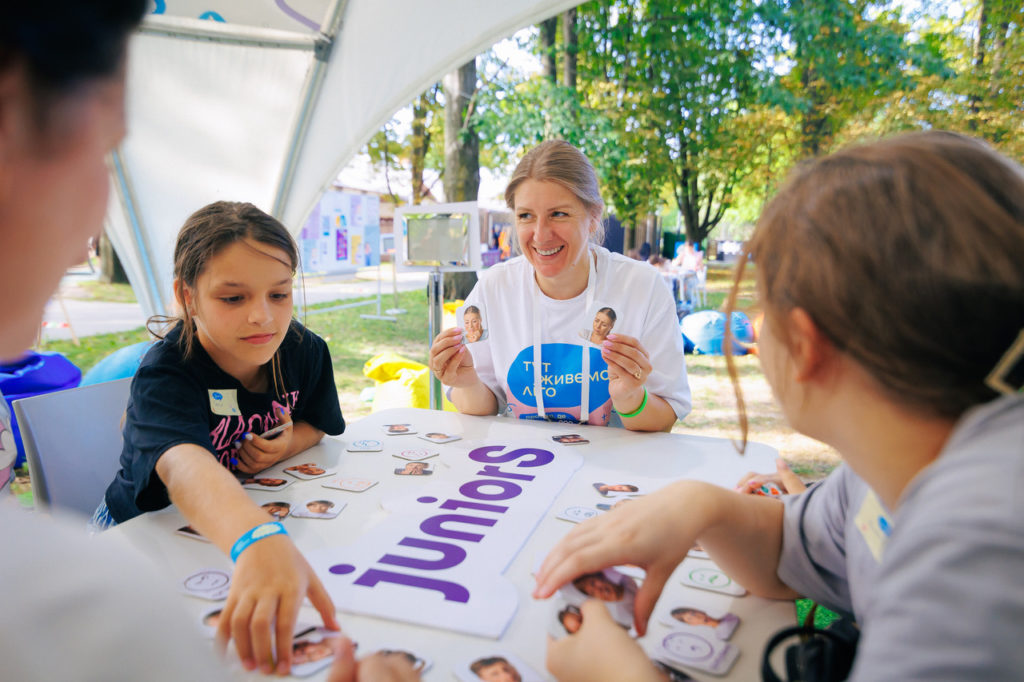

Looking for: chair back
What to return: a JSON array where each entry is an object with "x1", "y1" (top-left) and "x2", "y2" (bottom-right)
[{"x1": 13, "y1": 378, "x2": 131, "y2": 517}]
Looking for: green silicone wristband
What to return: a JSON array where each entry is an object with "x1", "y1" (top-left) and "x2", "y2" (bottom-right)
[{"x1": 618, "y1": 386, "x2": 649, "y2": 419}]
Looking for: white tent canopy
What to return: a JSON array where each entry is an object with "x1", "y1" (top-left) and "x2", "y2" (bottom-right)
[{"x1": 107, "y1": 0, "x2": 579, "y2": 318}]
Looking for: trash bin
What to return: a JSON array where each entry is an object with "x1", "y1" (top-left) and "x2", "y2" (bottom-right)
[{"x1": 0, "y1": 351, "x2": 81, "y2": 467}]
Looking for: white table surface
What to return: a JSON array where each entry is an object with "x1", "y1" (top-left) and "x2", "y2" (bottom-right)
[{"x1": 100, "y1": 407, "x2": 795, "y2": 681}]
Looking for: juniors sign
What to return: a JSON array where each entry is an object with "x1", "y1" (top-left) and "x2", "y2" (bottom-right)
[{"x1": 308, "y1": 443, "x2": 582, "y2": 638}]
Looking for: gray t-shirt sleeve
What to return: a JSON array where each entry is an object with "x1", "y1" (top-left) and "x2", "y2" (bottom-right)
[
  {"x1": 849, "y1": 517, "x2": 1024, "y2": 681},
  {"x1": 777, "y1": 466, "x2": 858, "y2": 619}
]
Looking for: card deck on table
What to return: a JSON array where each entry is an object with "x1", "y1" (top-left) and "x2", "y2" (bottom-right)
[
  {"x1": 678, "y1": 560, "x2": 747, "y2": 596},
  {"x1": 175, "y1": 524, "x2": 211, "y2": 542},
  {"x1": 291, "y1": 628, "x2": 344, "y2": 678},
  {"x1": 180, "y1": 568, "x2": 231, "y2": 601},
  {"x1": 347, "y1": 439, "x2": 383, "y2": 452},
  {"x1": 283, "y1": 462, "x2": 336, "y2": 480},
  {"x1": 394, "y1": 462, "x2": 433, "y2": 476},
  {"x1": 291, "y1": 498, "x2": 346, "y2": 519},
  {"x1": 239, "y1": 476, "x2": 293, "y2": 492},
  {"x1": 418, "y1": 432, "x2": 461, "y2": 444},
  {"x1": 454, "y1": 651, "x2": 544, "y2": 682},
  {"x1": 652, "y1": 629, "x2": 740, "y2": 676},
  {"x1": 392, "y1": 448, "x2": 438, "y2": 462},
  {"x1": 322, "y1": 476, "x2": 379, "y2": 492},
  {"x1": 383, "y1": 423, "x2": 416, "y2": 436},
  {"x1": 552, "y1": 433, "x2": 589, "y2": 445},
  {"x1": 555, "y1": 505, "x2": 601, "y2": 524}
]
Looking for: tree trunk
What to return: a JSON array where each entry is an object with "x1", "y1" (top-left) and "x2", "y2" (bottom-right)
[
  {"x1": 968, "y1": 0, "x2": 990, "y2": 130},
  {"x1": 442, "y1": 59, "x2": 480, "y2": 301},
  {"x1": 99, "y1": 232, "x2": 129, "y2": 284},
  {"x1": 562, "y1": 8, "x2": 577, "y2": 90},
  {"x1": 540, "y1": 17, "x2": 558, "y2": 82},
  {"x1": 411, "y1": 91, "x2": 430, "y2": 204}
]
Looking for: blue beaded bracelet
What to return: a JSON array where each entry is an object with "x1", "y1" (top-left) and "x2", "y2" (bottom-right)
[{"x1": 230, "y1": 521, "x2": 287, "y2": 562}]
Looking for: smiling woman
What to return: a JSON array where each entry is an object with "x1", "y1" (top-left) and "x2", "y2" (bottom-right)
[
  {"x1": 429, "y1": 141, "x2": 691, "y2": 433},
  {"x1": 97, "y1": 201, "x2": 347, "y2": 674}
]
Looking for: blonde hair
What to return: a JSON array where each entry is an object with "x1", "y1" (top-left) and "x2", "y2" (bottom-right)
[
  {"x1": 727, "y1": 131, "x2": 1024, "y2": 447},
  {"x1": 505, "y1": 140, "x2": 606, "y2": 245}
]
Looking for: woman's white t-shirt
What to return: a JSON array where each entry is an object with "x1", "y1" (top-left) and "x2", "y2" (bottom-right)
[{"x1": 460, "y1": 245, "x2": 691, "y2": 425}]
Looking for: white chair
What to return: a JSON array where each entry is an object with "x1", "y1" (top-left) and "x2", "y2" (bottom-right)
[
  {"x1": 694, "y1": 267, "x2": 708, "y2": 307},
  {"x1": 13, "y1": 378, "x2": 131, "y2": 517}
]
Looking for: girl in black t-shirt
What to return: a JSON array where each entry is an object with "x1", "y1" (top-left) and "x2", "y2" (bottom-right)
[{"x1": 100, "y1": 201, "x2": 345, "y2": 674}]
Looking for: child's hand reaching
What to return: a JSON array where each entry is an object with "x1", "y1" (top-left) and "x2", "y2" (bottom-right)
[
  {"x1": 546, "y1": 601, "x2": 665, "y2": 682},
  {"x1": 216, "y1": 532, "x2": 338, "y2": 675},
  {"x1": 735, "y1": 458, "x2": 806, "y2": 496},
  {"x1": 234, "y1": 406, "x2": 294, "y2": 473}
]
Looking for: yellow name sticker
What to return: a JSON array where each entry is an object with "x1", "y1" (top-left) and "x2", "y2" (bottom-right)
[
  {"x1": 208, "y1": 389, "x2": 241, "y2": 417},
  {"x1": 854, "y1": 489, "x2": 893, "y2": 563}
]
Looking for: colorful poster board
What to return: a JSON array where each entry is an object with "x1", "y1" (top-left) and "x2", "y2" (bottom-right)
[{"x1": 301, "y1": 189, "x2": 381, "y2": 274}]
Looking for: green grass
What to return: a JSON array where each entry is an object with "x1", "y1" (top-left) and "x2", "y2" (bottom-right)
[
  {"x1": 39, "y1": 327, "x2": 151, "y2": 371},
  {"x1": 64, "y1": 279, "x2": 138, "y2": 303}
]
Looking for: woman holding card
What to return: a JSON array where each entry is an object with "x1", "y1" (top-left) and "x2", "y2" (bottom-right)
[
  {"x1": 430, "y1": 141, "x2": 690, "y2": 431},
  {"x1": 535, "y1": 132, "x2": 1024, "y2": 681}
]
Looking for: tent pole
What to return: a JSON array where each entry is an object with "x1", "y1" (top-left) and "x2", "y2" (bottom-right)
[
  {"x1": 110, "y1": 149, "x2": 165, "y2": 316},
  {"x1": 271, "y1": 0, "x2": 351, "y2": 220}
]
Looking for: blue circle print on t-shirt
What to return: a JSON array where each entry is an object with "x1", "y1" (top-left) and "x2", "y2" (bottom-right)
[{"x1": 506, "y1": 343, "x2": 611, "y2": 415}]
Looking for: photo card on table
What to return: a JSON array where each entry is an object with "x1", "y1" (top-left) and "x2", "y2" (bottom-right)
[
  {"x1": 393, "y1": 462, "x2": 434, "y2": 476},
  {"x1": 558, "y1": 566, "x2": 638, "y2": 632},
  {"x1": 284, "y1": 462, "x2": 336, "y2": 480},
  {"x1": 347, "y1": 439, "x2": 384, "y2": 452},
  {"x1": 455, "y1": 651, "x2": 544, "y2": 682},
  {"x1": 180, "y1": 568, "x2": 232, "y2": 601},
  {"x1": 239, "y1": 476, "x2": 293, "y2": 492},
  {"x1": 291, "y1": 498, "x2": 346, "y2": 520},
  {"x1": 322, "y1": 476, "x2": 379, "y2": 493}
]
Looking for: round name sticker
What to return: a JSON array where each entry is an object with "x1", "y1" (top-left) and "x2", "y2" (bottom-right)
[{"x1": 662, "y1": 632, "x2": 714, "y2": 662}]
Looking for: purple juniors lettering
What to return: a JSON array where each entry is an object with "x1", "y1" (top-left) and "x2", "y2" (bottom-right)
[{"x1": 329, "y1": 443, "x2": 554, "y2": 601}]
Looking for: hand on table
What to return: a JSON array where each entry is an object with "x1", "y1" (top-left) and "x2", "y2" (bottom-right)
[
  {"x1": 534, "y1": 483, "x2": 694, "y2": 636},
  {"x1": 601, "y1": 333, "x2": 652, "y2": 410},
  {"x1": 735, "y1": 458, "x2": 806, "y2": 495},
  {"x1": 429, "y1": 327, "x2": 480, "y2": 388},
  {"x1": 216, "y1": 534, "x2": 339, "y2": 675},
  {"x1": 328, "y1": 638, "x2": 423, "y2": 682},
  {"x1": 234, "y1": 406, "x2": 294, "y2": 474},
  {"x1": 546, "y1": 601, "x2": 666, "y2": 682}
]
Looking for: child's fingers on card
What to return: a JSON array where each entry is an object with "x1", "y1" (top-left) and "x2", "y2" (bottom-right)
[
  {"x1": 308, "y1": 570, "x2": 340, "y2": 632},
  {"x1": 273, "y1": 594, "x2": 301, "y2": 675},
  {"x1": 633, "y1": 565, "x2": 674, "y2": 637},
  {"x1": 250, "y1": 598, "x2": 279, "y2": 674}
]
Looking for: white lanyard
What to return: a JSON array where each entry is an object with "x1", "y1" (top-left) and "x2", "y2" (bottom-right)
[{"x1": 531, "y1": 249, "x2": 597, "y2": 423}]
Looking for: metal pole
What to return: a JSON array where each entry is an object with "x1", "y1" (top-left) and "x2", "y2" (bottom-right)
[{"x1": 427, "y1": 268, "x2": 443, "y2": 410}]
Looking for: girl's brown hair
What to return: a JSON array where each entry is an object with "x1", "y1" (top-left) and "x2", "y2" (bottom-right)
[
  {"x1": 149, "y1": 201, "x2": 301, "y2": 395},
  {"x1": 505, "y1": 140, "x2": 606, "y2": 245},
  {"x1": 726, "y1": 131, "x2": 1024, "y2": 448}
]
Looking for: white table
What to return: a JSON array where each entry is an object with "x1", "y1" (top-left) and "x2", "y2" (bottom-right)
[{"x1": 101, "y1": 408, "x2": 794, "y2": 680}]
